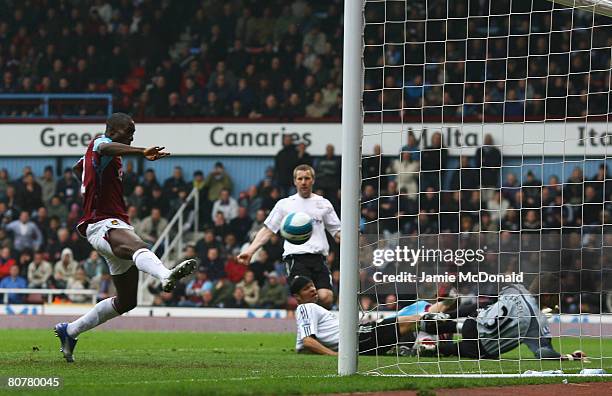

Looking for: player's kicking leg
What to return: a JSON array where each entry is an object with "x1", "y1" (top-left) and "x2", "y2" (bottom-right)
[
  {"x1": 54, "y1": 225, "x2": 195, "y2": 362},
  {"x1": 105, "y1": 228, "x2": 197, "y2": 291}
]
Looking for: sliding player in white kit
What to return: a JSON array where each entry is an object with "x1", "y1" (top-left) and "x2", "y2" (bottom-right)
[{"x1": 238, "y1": 165, "x2": 340, "y2": 308}]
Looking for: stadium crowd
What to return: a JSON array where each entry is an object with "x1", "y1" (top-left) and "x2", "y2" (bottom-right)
[
  {"x1": 0, "y1": 0, "x2": 609, "y2": 119},
  {"x1": 0, "y1": 133, "x2": 610, "y2": 313},
  {"x1": 0, "y1": 0, "x2": 609, "y2": 313}
]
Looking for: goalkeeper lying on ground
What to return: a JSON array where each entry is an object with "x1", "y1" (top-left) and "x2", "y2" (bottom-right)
[{"x1": 416, "y1": 283, "x2": 587, "y2": 361}]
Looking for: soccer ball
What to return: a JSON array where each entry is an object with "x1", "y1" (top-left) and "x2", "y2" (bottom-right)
[{"x1": 280, "y1": 212, "x2": 313, "y2": 245}]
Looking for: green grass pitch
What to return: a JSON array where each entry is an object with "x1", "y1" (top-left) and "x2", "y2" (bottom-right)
[{"x1": 1, "y1": 329, "x2": 611, "y2": 395}]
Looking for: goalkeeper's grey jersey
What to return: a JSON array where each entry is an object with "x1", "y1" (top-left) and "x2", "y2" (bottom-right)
[{"x1": 476, "y1": 284, "x2": 549, "y2": 357}]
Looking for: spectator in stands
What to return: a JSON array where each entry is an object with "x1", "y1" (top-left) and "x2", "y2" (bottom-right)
[
  {"x1": 53, "y1": 247, "x2": 78, "y2": 289},
  {"x1": 450, "y1": 155, "x2": 480, "y2": 193},
  {"x1": 0, "y1": 247, "x2": 16, "y2": 279},
  {"x1": 388, "y1": 151, "x2": 419, "y2": 195},
  {"x1": 122, "y1": 161, "x2": 139, "y2": 197},
  {"x1": 229, "y1": 206, "x2": 252, "y2": 243},
  {"x1": 0, "y1": 264, "x2": 27, "y2": 303},
  {"x1": 211, "y1": 189, "x2": 239, "y2": 223},
  {"x1": 55, "y1": 167, "x2": 80, "y2": 207},
  {"x1": 248, "y1": 209, "x2": 267, "y2": 242},
  {"x1": 47, "y1": 227, "x2": 71, "y2": 263},
  {"x1": 27, "y1": 250, "x2": 52, "y2": 288},
  {"x1": 125, "y1": 206, "x2": 141, "y2": 233},
  {"x1": 321, "y1": 82, "x2": 341, "y2": 109},
  {"x1": 236, "y1": 270, "x2": 260, "y2": 307},
  {"x1": 502, "y1": 173, "x2": 521, "y2": 207},
  {"x1": 212, "y1": 278, "x2": 235, "y2": 308},
  {"x1": 82, "y1": 250, "x2": 106, "y2": 281},
  {"x1": 202, "y1": 91, "x2": 225, "y2": 117},
  {"x1": 137, "y1": 207, "x2": 168, "y2": 245},
  {"x1": 260, "y1": 187, "x2": 281, "y2": 213},
  {"x1": 487, "y1": 190, "x2": 510, "y2": 224},
  {"x1": 204, "y1": 162, "x2": 234, "y2": 202},
  {"x1": 195, "y1": 229, "x2": 222, "y2": 261},
  {"x1": 588, "y1": 164, "x2": 612, "y2": 202},
  {"x1": 258, "y1": 272, "x2": 286, "y2": 309},
  {"x1": 522, "y1": 171, "x2": 542, "y2": 208},
  {"x1": 250, "y1": 248, "x2": 275, "y2": 286},
  {"x1": 46, "y1": 195, "x2": 68, "y2": 224},
  {"x1": 3, "y1": 185, "x2": 19, "y2": 219},
  {"x1": 5, "y1": 210, "x2": 43, "y2": 254},
  {"x1": 91, "y1": 265, "x2": 115, "y2": 303},
  {"x1": 295, "y1": 142, "x2": 314, "y2": 167},
  {"x1": 142, "y1": 168, "x2": 161, "y2": 198},
  {"x1": 0, "y1": 203, "x2": 11, "y2": 228},
  {"x1": 67, "y1": 268, "x2": 90, "y2": 303},
  {"x1": 69, "y1": 229, "x2": 89, "y2": 261},
  {"x1": 38, "y1": 166, "x2": 56, "y2": 205},
  {"x1": 401, "y1": 132, "x2": 421, "y2": 161},
  {"x1": 565, "y1": 167, "x2": 585, "y2": 205},
  {"x1": 274, "y1": 135, "x2": 298, "y2": 196},
  {"x1": 180, "y1": 269, "x2": 212, "y2": 307},
  {"x1": 14, "y1": 172, "x2": 42, "y2": 218},
  {"x1": 225, "y1": 286, "x2": 248, "y2": 308},
  {"x1": 147, "y1": 186, "x2": 170, "y2": 217},
  {"x1": 212, "y1": 212, "x2": 230, "y2": 239},
  {"x1": 475, "y1": 134, "x2": 502, "y2": 192},
  {"x1": 223, "y1": 233, "x2": 242, "y2": 257},
  {"x1": 420, "y1": 132, "x2": 448, "y2": 191},
  {"x1": 34, "y1": 207, "x2": 50, "y2": 246},
  {"x1": 282, "y1": 93, "x2": 304, "y2": 120},
  {"x1": 305, "y1": 91, "x2": 328, "y2": 118},
  {"x1": 127, "y1": 186, "x2": 147, "y2": 218},
  {"x1": 224, "y1": 250, "x2": 247, "y2": 283},
  {"x1": 192, "y1": 170, "x2": 206, "y2": 193},
  {"x1": 315, "y1": 144, "x2": 341, "y2": 199},
  {"x1": 0, "y1": 169, "x2": 10, "y2": 200},
  {"x1": 583, "y1": 186, "x2": 604, "y2": 225},
  {"x1": 201, "y1": 247, "x2": 225, "y2": 282},
  {"x1": 239, "y1": 186, "x2": 262, "y2": 221},
  {"x1": 502, "y1": 209, "x2": 521, "y2": 231}
]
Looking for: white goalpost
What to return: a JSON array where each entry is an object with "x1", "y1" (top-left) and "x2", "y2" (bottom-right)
[{"x1": 339, "y1": 0, "x2": 612, "y2": 376}]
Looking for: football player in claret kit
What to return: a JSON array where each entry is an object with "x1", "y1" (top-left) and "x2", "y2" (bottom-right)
[
  {"x1": 238, "y1": 164, "x2": 340, "y2": 308},
  {"x1": 54, "y1": 113, "x2": 196, "y2": 362}
]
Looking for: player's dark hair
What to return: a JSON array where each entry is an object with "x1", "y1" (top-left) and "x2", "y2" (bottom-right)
[{"x1": 105, "y1": 112, "x2": 132, "y2": 134}]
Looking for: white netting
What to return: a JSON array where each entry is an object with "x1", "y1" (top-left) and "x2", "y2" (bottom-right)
[{"x1": 358, "y1": 0, "x2": 612, "y2": 376}]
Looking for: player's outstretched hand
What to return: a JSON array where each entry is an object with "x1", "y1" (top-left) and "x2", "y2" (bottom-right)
[
  {"x1": 237, "y1": 252, "x2": 252, "y2": 265},
  {"x1": 143, "y1": 146, "x2": 170, "y2": 161}
]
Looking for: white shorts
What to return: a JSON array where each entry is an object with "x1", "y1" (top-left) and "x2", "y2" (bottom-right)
[{"x1": 86, "y1": 218, "x2": 135, "y2": 276}]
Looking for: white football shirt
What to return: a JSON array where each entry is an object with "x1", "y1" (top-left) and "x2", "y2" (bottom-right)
[
  {"x1": 264, "y1": 193, "x2": 340, "y2": 257},
  {"x1": 295, "y1": 303, "x2": 339, "y2": 351}
]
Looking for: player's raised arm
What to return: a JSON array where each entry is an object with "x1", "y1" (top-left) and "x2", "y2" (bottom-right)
[
  {"x1": 98, "y1": 142, "x2": 170, "y2": 160},
  {"x1": 237, "y1": 226, "x2": 275, "y2": 264}
]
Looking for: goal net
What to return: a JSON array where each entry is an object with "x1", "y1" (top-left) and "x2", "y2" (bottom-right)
[{"x1": 341, "y1": 0, "x2": 612, "y2": 376}]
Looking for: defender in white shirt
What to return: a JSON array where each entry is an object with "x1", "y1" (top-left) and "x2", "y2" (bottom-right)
[
  {"x1": 238, "y1": 165, "x2": 340, "y2": 308},
  {"x1": 290, "y1": 276, "x2": 422, "y2": 356}
]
